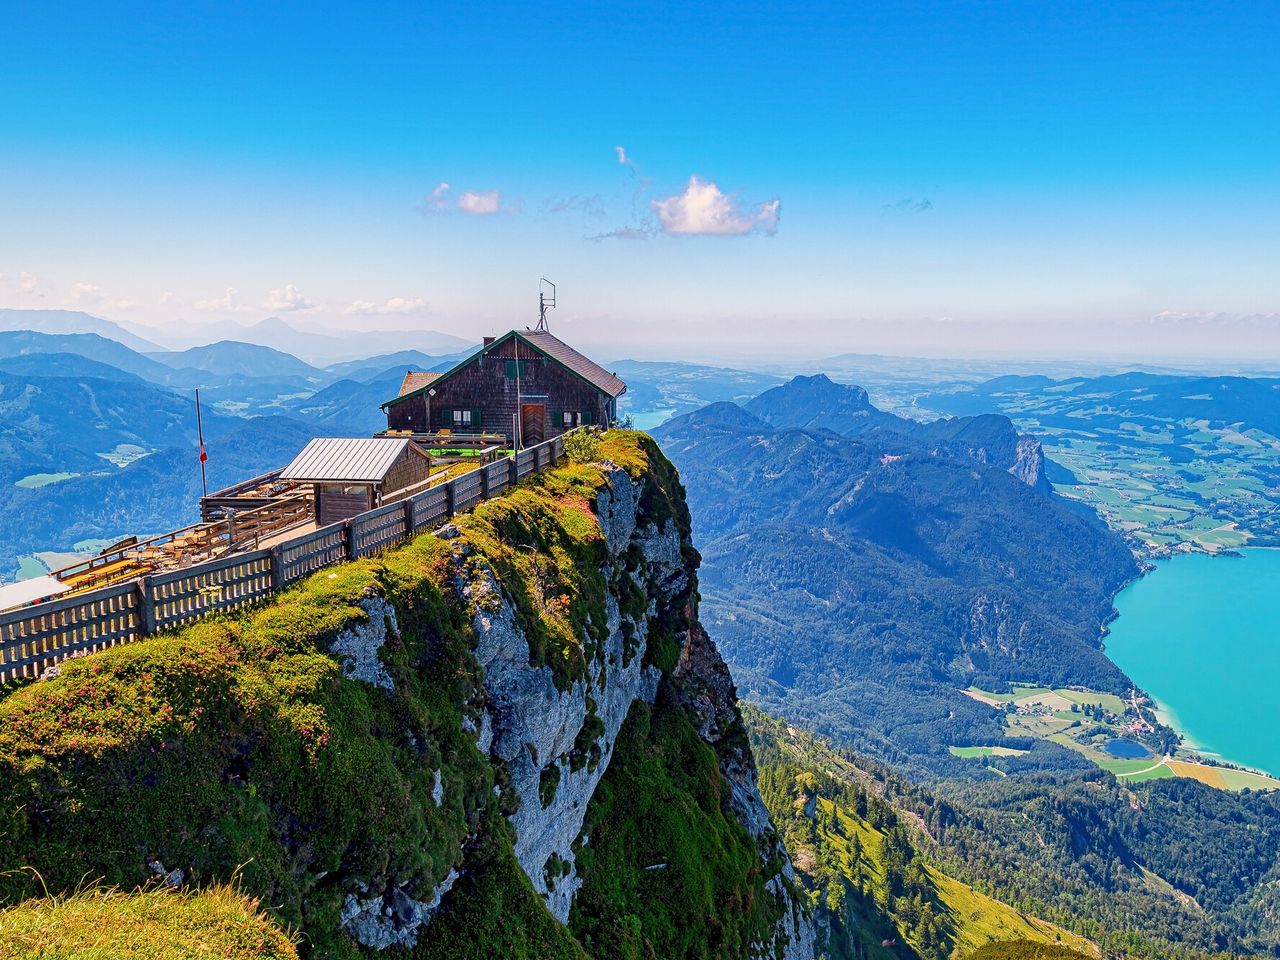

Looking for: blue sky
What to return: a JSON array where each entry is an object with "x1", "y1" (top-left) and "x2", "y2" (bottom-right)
[{"x1": 2, "y1": 1, "x2": 1278, "y2": 360}]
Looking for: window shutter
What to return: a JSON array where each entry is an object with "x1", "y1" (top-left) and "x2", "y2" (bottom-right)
[
  {"x1": 472, "y1": 409, "x2": 482, "y2": 429},
  {"x1": 580, "y1": 409, "x2": 593, "y2": 426},
  {"x1": 504, "y1": 359, "x2": 516, "y2": 378},
  {"x1": 439, "y1": 408, "x2": 451, "y2": 428},
  {"x1": 552, "y1": 410, "x2": 564, "y2": 428}
]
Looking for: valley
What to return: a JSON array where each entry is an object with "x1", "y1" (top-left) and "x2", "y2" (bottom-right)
[
  {"x1": 912, "y1": 373, "x2": 1280, "y2": 555},
  {"x1": 954, "y1": 681, "x2": 1280, "y2": 791},
  {"x1": 4, "y1": 311, "x2": 1280, "y2": 957}
]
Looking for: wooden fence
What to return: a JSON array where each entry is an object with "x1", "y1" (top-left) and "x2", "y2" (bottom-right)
[{"x1": 0, "y1": 432, "x2": 570, "y2": 684}]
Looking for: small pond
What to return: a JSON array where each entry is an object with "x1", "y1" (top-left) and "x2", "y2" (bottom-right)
[{"x1": 1104, "y1": 739, "x2": 1153, "y2": 760}]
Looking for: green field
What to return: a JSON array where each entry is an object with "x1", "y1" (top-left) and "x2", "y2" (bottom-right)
[
  {"x1": 14, "y1": 556, "x2": 46, "y2": 580},
  {"x1": 14, "y1": 472, "x2": 79, "y2": 488},
  {"x1": 949, "y1": 745, "x2": 1030, "y2": 758},
  {"x1": 962, "y1": 684, "x2": 1278, "y2": 792},
  {"x1": 98, "y1": 443, "x2": 150, "y2": 467},
  {"x1": 815, "y1": 798, "x2": 1093, "y2": 956}
]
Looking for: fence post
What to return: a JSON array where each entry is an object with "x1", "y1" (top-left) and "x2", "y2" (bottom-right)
[
  {"x1": 509, "y1": 455, "x2": 518, "y2": 486},
  {"x1": 445, "y1": 479, "x2": 456, "y2": 518},
  {"x1": 480, "y1": 465, "x2": 491, "y2": 500},
  {"x1": 270, "y1": 545, "x2": 286, "y2": 591},
  {"x1": 403, "y1": 498, "x2": 415, "y2": 537},
  {"x1": 137, "y1": 576, "x2": 157, "y2": 636},
  {"x1": 344, "y1": 520, "x2": 356, "y2": 560}
]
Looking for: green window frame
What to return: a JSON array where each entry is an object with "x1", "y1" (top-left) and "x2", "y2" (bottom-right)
[{"x1": 504, "y1": 359, "x2": 528, "y2": 379}]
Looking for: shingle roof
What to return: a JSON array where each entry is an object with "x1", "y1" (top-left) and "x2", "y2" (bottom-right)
[
  {"x1": 399, "y1": 371, "x2": 442, "y2": 397},
  {"x1": 382, "y1": 328, "x2": 627, "y2": 408},
  {"x1": 279, "y1": 437, "x2": 411, "y2": 483},
  {"x1": 520, "y1": 330, "x2": 627, "y2": 397}
]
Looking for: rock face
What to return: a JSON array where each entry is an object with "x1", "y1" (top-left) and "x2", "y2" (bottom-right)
[
  {"x1": 335, "y1": 456, "x2": 818, "y2": 955},
  {"x1": 465, "y1": 468, "x2": 664, "y2": 921},
  {"x1": 467, "y1": 461, "x2": 818, "y2": 954},
  {"x1": 670, "y1": 618, "x2": 819, "y2": 960}
]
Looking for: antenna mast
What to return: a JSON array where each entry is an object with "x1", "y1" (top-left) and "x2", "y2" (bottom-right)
[{"x1": 537, "y1": 278, "x2": 556, "y2": 331}]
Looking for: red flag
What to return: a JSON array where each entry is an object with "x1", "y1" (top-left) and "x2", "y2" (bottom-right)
[{"x1": 199, "y1": 443, "x2": 208, "y2": 464}]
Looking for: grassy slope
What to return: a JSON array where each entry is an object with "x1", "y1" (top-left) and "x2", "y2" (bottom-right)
[
  {"x1": 569, "y1": 700, "x2": 787, "y2": 960},
  {"x1": 746, "y1": 707, "x2": 1093, "y2": 960},
  {"x1": 0, "y1": 885, "x2": 297, "y2": 959},
  {"x1": 0, "y1": 431, "x2": 790, "y2": 960},
  {"x1": 815, "y1": 798, "x2": 1090, "y2": 958}
]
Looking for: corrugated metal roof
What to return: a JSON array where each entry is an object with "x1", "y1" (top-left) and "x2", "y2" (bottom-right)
[
  {"x1": 279, "y1": 437, "x2": 411, "y2": 483},
  {"x1": 399, "y1": 370, "x2": 443, "y2": 396},
  {"x1": 0, "y1": 575, "x2": 70, "y2": 613},
  {"x1": 521, "y1": 330, "x2": 627, "y2": 397}
]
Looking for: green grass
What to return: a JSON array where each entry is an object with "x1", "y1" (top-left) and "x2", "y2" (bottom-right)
[
  {"x1": 0, "y1": 884, "x2": 297, "y2": 959},
  {"x1": 949, "y1": 746, "x2": 1029, "y2": 758},
  {"x1": 13, "y1": 472, "x2": 79, "y2": 489},
  {"x1": 0, "y1": 430, "x2": 717, "y2": 957},
  {"x1": 1055, "y1": 689, "x2": 1127, "y2": 714},
  {"x1": 964, "y1": 940, "x2": 1095, "y2": 960},
  {"x1": 569, "y1": 700, "x2": 788, "y2": 960},
  {"x1": 13, "y1": 556, "x2": 46, "y2": 580},
  {"x1": 1215, "y1": 767, "x2": 1280, "y2": 791}
]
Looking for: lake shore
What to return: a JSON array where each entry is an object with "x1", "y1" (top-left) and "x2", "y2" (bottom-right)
[{"x1": 1104, "y1": 548, "x2": 1280, "y2": 782}]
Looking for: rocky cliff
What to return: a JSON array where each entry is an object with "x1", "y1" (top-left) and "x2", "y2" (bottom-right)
[{"x1": 0, "y1": 431, "x2": 817, "y2": 959}]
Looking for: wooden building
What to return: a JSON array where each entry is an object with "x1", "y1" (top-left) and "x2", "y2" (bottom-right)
[
  {"x1": 381, "y1": 329, "x2": 626, "y2": 446},
  {"x1": 279, "y1": 437, "x2": 432, "y2": 526}
]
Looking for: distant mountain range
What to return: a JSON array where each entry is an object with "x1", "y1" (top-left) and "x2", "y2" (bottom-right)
[
  {"x1": 654, "y1": 375, "x2": 1138, "y2": 778},
  {"x1": 149, "y1": 340, "x2": 326, "y2": 380},
  {"x1": 0, "y1": 309, "x2": 473, "y2": 364},
  {"x1": 0, "y1": 309, "x2": 162, "y2": 353}
]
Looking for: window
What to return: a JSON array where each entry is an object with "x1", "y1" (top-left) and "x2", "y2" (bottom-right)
[
  {"x1": 553, "y1": 411, "x2": 593, "y2": 428},
  {"x1": 504, "y1": 359, "x2": 528, "y2": 379},
  {"x1": 448, "y1": 409, "x2": 481, "y2": 429}
]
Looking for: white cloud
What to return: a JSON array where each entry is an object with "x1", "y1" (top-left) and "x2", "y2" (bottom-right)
[
  {"x1": 423, "y1": 182, "x2": 515, "y2": 216},
  {"x1": 1147, "y1": 310, "x2": 1280, "y2": 328},
  {"x1": 429, "y1": 181, "x2": 451, "y2": 210},
  {"x1": 615, "y1": 145, "x2": 629, "y2": 166},
  {"x1": 69, "y1": 280, "x2": 136, "y2": 311},
  {"x1": 589, "y1": 226, "x2": 650, "y2": 242},
  {"x1": 18, "y1": 271, "x2": 40, "y2": 295},
  {"x1": 651, "y1": 176, "x2": 780, "y2": 237},
  {"x1": 263, "y1": 283, "x2": 313, "y2": 312},
  {"x1": 457, "y1": 190, "x2": 502, "y2": 215},
  {"x1": 194, "y1": 287, "x2": 246, "y2": 312},
  {"x1": 344, "y1": 296, "x2": 429, "y2": 316}
]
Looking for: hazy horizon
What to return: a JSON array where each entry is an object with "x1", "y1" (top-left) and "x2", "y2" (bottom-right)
[{"x1": 3, "y1": 2, "x2": 1277, "y2": 362}]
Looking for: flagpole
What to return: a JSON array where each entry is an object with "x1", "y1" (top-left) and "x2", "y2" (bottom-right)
[{"x1": 195, "y1": 388, "x2": 208, "y2": 499}]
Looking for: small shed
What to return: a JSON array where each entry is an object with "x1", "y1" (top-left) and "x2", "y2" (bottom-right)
[{"x1": 279, "y1": 437, "x2": 432, "y2": 527}]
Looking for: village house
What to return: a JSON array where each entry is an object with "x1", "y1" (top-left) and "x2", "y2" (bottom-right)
[
  {"x1": 380, "y1": 328, "x2": 626, "y2": 446},
  {"x1": 278, "y1": 436, "x2": 434, "y2": 525}
]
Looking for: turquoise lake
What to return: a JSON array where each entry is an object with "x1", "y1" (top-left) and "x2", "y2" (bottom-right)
[{"x1": 1104, "y1": 547, "x2": 1280, "y2": 777}]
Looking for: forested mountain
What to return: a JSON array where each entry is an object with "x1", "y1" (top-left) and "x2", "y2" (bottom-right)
[
  {"x1": 150, "y1": 339, "x2": 326, "y2": 380},
  {"x1": 0, "y1": 330, "x2": 174, "y2": 382},
  {"x1": 746, "y1": 708, "x2": 1280, "y2": 958},
  {"x1": 654, "y1": 387, "x2": 1138, "y2": 777},
  {"x1": 0, "y1": 308, "x2": 161, "y2": 352},
  {"x1": 0, "y1": 366, "x2": 330, "y2": 576},
  {"x1": 746, "y1": 374, "x2": 1050, "y2": 490}
]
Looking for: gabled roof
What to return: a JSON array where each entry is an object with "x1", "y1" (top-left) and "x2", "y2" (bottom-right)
[
  {"x1": 279, "y1": 437, "x2": 412, "y2": 483},
  {"x1": 520, "y1": 330, "x2": 627, "y2": 397},
  {"x1": 398, "y1": 370, "x2": 443, "y2": 397},
  {"x1": 383, "y1": 328, "x2": 627, "y2": 408}
]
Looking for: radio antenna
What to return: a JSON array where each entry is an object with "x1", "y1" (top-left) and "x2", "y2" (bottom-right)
[{"x1": 537, "y1": 278, "x2": 556, "y2": 331}]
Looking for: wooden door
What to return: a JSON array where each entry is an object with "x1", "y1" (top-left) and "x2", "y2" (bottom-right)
[
  {"x1": 317, "y1": 484, "x2": 372, "y2": 526},
  {"x1": 521, "y1": 404, "x2": 546, "y2": 446}
]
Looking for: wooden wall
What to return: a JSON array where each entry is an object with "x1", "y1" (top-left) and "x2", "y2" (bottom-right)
[{"x1": 385, "y1": 345, "x2": 613, "y2": 442}]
